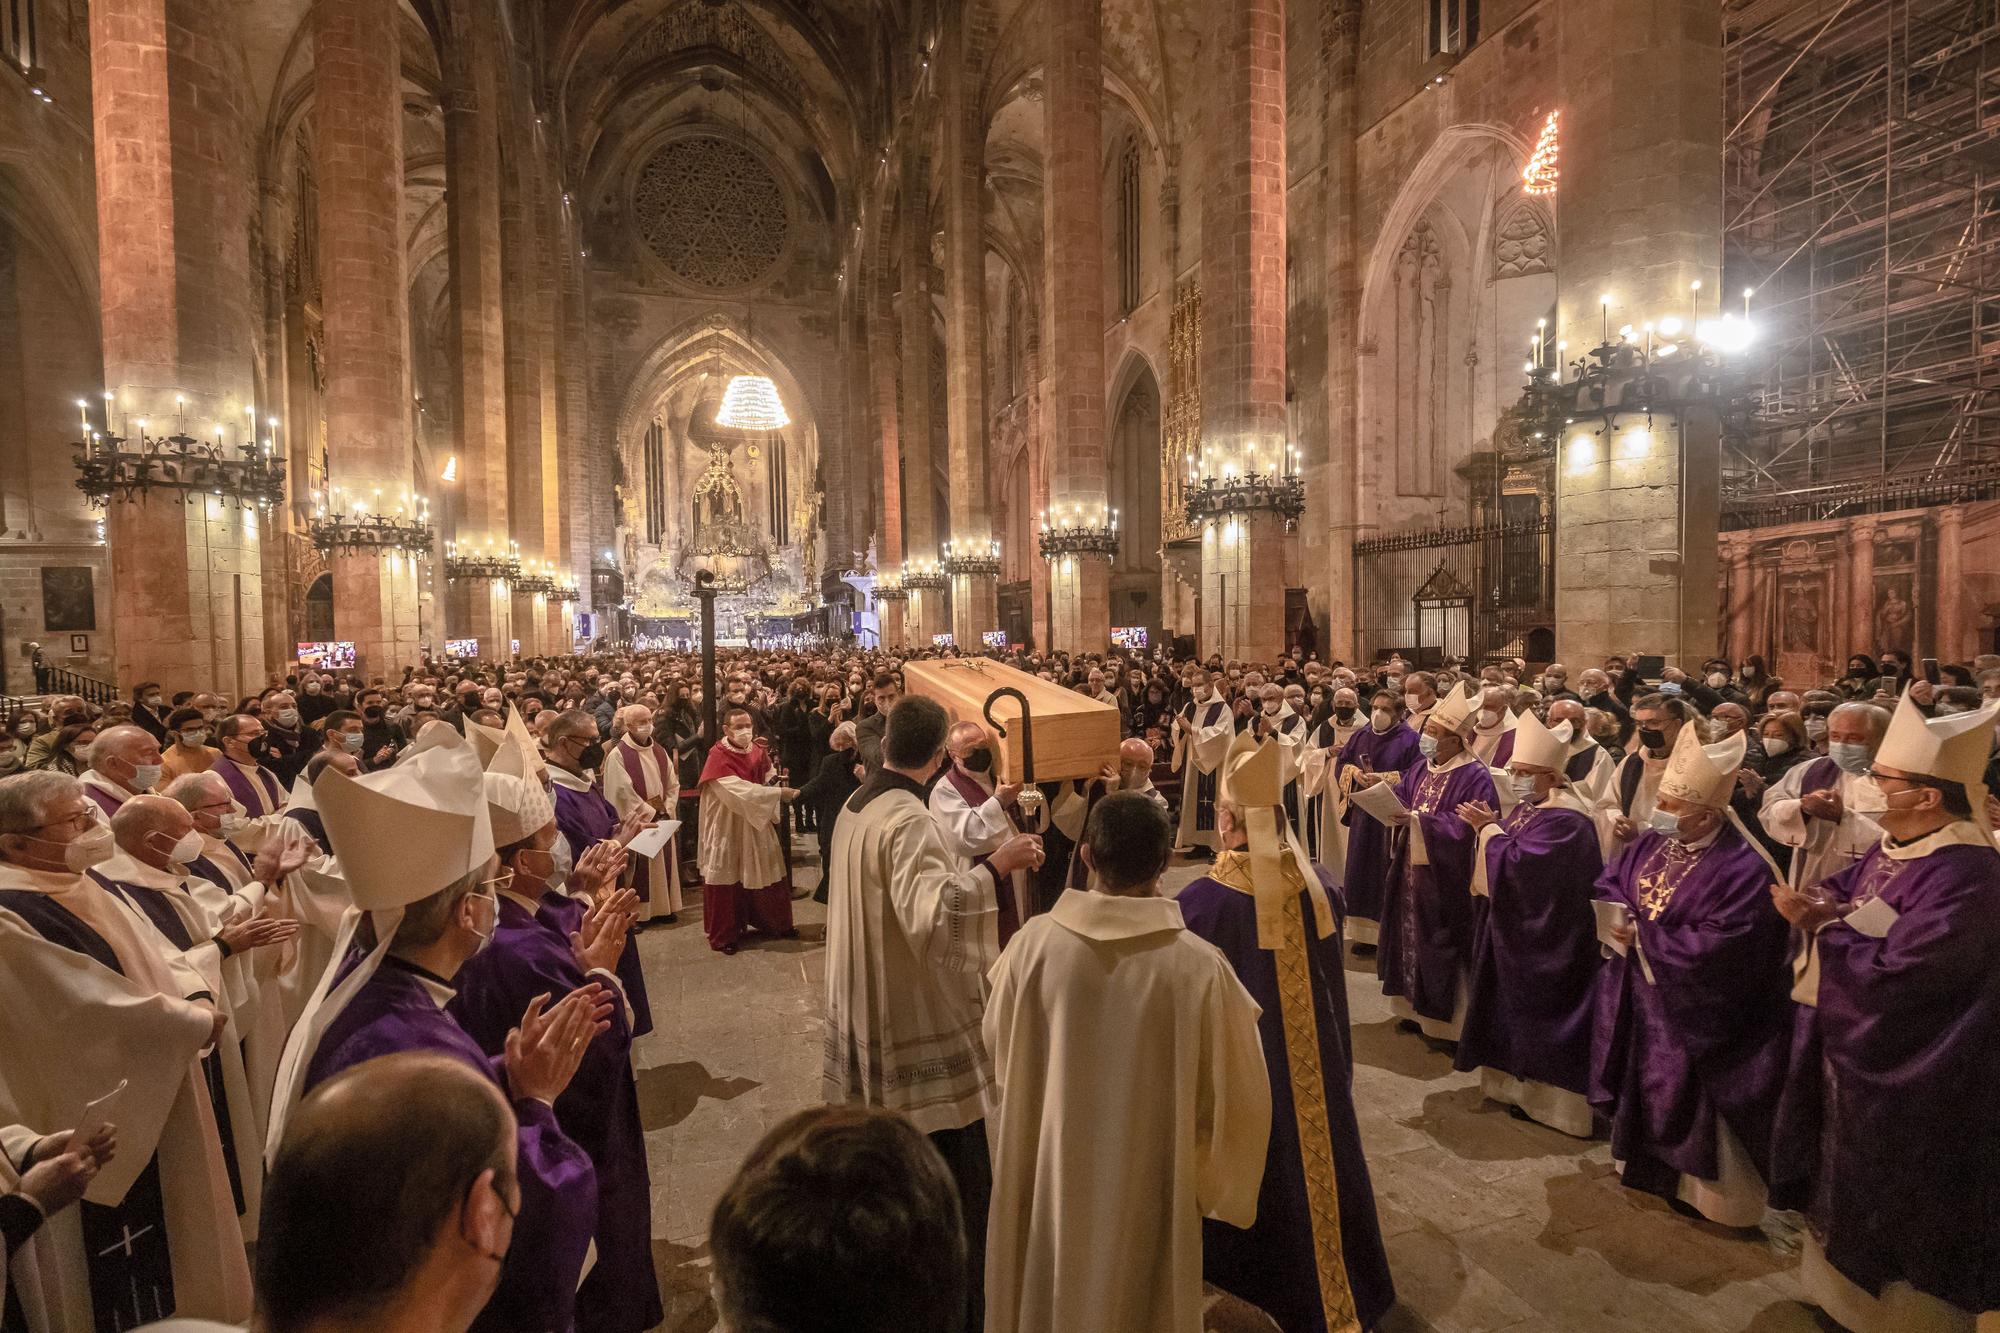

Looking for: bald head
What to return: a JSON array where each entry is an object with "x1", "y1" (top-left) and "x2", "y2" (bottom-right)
[
  {"x1": 88, "y1": 724, "x2": 162, "y2": 791},
  {"x1": 111, "y1": 793, "x2": 195, "y2": 869},
  {"x1": 258, "y1": 1051, "x2": 516, "y2": 1332},
  {"x1": 1547, "y1": 699, "x2": 1587, "y2": 734}
]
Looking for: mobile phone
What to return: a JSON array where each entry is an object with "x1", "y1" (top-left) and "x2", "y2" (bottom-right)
[{"x1": 1922, "y1": 657, "x2": 1940, "y2": 685}]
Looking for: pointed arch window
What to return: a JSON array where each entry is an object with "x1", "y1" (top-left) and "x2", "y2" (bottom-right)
[
  {"x1": 644, "y1": 420, "x2": 666, "y2": 545},
  {"x1": 1117, "y1": 139, "x2": 1142, "y2": 315}
]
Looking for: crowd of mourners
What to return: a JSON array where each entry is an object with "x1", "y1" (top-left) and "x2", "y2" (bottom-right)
[{"x1": 0, "y1": 632, "x2": 1993, "y2": 1333}]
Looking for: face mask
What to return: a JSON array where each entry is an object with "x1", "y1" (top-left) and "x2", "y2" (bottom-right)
[
  {"x1": 1194, "y1": 686, "x2": 1211, "y2": 703},
  {"x1": 631, "y1": 726, "x2": 654, "y2": 744},
  {"x1": 1262, "y1": 702, "x2": 1281, "y2": 716},
  {"x1": 1707, "y1": 672, "x2": 1729, "y2": 688},
  {"x1": 1371, "y1": 708, "x2": 1394, "y2": 733},
  {"x1": 180, "y1": 730, "x2": 208, "y2": 747},
  {"x1": 547, "y1": 837, "x2": 572, "y2": 890},
  {"x1": 1418, "y1": 732, "x2": 1440, "y2": 760},
  {"x1": 11, "y1": 724, "x2": 31, "y2": 739},
  {"x1": 962, "y1": 745, "x2": 994, "y2": 773},
  {"x1": 218, "y1": 810, "x2": 247, "y2": 834},
  {"x1": 1404, "y1": 694, "x2": 1425, "y2": 713},
  {"x1": 66, "y1": 745, "x2": 89, "y2": 762},
  {"x1": 363, "y1": 706, "x2": 385, "y2": 722},
  {"x1": 1330, "y1": 705, "x2": 1354, "y2": 723},
  {"x1": 1478, "y1": 708, "x2": 1502, "y2": 729},
  {"x1": 1804, "y1": 717, "x2": 1829, "y2": 741},
  {"x1": 277, "y1": 709, "x2": 300, "y2": 728},
  {"x1": 1637, "y1": 727, "x2": 1667, "y2": 754},
  {"x1": 340, "y1": 731, "x2": 365, "y2": 754},
  {"x1": 725, "y1": 729, "x2": 752, "y2": 750},
  {"x1": 130, "y1": 763, "x2": 162, "y2": 793},
  {"x1": 304, "y1": 681, "x2": 321, "y2": 694},
  {"x1": 1510, "y1": 773, "x2": 1540, "y2": 802},
  {"x1": 1830, "y1": 742, "x2": 1872, "y2": 776},
  {"x1": 54, "y1": 824, "x2": 115, "y2": 872},
  {"x1": 157, "y1": 830, "x2": 204, "y2": 866},
  {"x1": 1646, "y1": 808, "x2": 1683, "y2": 838},
  {"x1": 466, "y1": 891, "x2": 499, "y2": 947},
  {"x1": 1763, "y1": 737, "x2": 1791, "y2": 757}
]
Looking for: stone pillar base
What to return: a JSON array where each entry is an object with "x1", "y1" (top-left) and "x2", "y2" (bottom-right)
[
  {"x1": 545, "y1": 601, "x2": 569, "y2": 657},
  {"x1": 112, "y1": 496, "x2": 263, "y2": 699},
  {"x1": 1200, "y1": 513, "x2": 1287, "y2": 661},
  {"x1": 332, "y1": 547, "x2": 421, "y2": 680},
  {"x1": 951, "y1": 574, "x2": 999, "y2": 649},
  {"x1": 450, "y1": 577, "x2": 514, "y2": 663},
  {"x1": 1049, "y1": 555, "x2": 1111, "y2": 654},
  {"x1": 510, "y1": 592, "x2": 542, "y2": 659},
  {"x1": 880, "y1": 601, "x2": 907, "y2": 648}
]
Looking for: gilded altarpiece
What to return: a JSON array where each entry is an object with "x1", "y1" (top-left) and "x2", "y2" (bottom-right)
[{"x1": 1162, "y1": 282, "x2": 1201, "y2": 546}]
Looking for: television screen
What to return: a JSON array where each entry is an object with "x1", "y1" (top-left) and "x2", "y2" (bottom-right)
[
  {"x1": 1111, "y1": 626, "x2": 1150, "y2": 650},
  {"x1": 981, "y1": 630, "x2": 1009, "y2": 649},
  {"x1": 932, "y1": 633, "x2": 956, "y2": 648},
  {"x1": 444, "y1": 638, "x2": 480, "y2": 659},
  {"x1": 510, "y1": 639, "x2": 520, "y2": 656},
  {"x1": 296, "y1": 641, "x2": 355, "y2": 670}
]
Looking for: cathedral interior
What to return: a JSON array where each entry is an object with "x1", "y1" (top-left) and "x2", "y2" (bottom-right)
[{"x1": 1, "y1": 0, "x2": 1997, "y2": 688}]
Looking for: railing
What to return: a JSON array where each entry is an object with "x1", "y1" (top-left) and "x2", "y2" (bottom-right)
[
  {"x1": 37, "y1": 665, "x2": 120, "y2": 705},
  {"x1": 1354, "y1": 515, "x2": 1555, "y2": 663},
  {"x1": 1352, "y1": 517, "x2": 1553, "y2": 557},
  {"x1": 1721, "y1": 463, "x2": 2000, "y2": 530}
]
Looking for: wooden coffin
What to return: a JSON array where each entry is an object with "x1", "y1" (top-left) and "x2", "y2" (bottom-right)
[{"x1": 902, "y1": 658, "x2": 1121, "y2": 784}]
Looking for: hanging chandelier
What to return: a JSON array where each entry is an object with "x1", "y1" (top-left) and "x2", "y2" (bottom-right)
[{"x1": 717, "y1": 374, "x2": 790, "y2": 431}]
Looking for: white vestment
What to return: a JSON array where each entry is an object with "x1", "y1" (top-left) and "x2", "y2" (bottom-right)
[
  {"x1": 181, "y1": 842, "x2": 293, "y2": 1141},
  {"x1": 0, "y1": 864, "x2": 253, "y2": 1332},
  {"x1": 1759, "y1": 765, "x2": 1884, "y2": 890},
  {"x1": 1470, "y1": 712, "x2": 1518, "y2": 764},
  {"x1": 823, "y1": 777, "x2": 1002, "y2": 1134},
  {"x1": 696, "y1": 751, "x2": 786, "y2": 891},
  {"x1": 92, "y1": 854, "x2": 264, "y2": 1239},
  {"x1": 601, "y1": 739, "x2": 683, "y2": 917},
  {"x1": 1593, "y1": 754, "x2": 1666, "y2": 859},
  {"x1": 1172, "y1": 700, "x2": 1236, "y2": 851},
  {"x1": 1565, "y1": 739, "x2": 1617, "y2": 805},
  {"x1": 928, "y1": 769, "x2": 1033, "y2": 930},
  {"x1": 1299, "y1": 720, "x2": 1360, "y2": 883},
  {"x1": 984, "y1": 890, "x2": 1271, "y2": 1333}
]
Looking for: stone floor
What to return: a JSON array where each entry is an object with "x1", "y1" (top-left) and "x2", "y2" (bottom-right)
[{"x1": 630, "y1": 848, "x2": 1832, "y2": 1333}]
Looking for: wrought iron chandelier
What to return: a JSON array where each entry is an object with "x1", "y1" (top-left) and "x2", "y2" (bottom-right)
[
  {"x1": 73, "y1": 399, "x2": 285, "y2": 511},
  {"x1": 940, "y1": 538, "x2": 1002, "y2": 577},
  {"x1": 445, "y1": 539, "x2": 522, "y2": 584},
  {"x1": 1037, "y1": 503, "x2": 1121, "y2": 559}
]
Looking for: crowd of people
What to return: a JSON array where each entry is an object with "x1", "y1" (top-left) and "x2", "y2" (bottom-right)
[{"x1": 0, "y1": 634, "x2": 1993, "y2": 1333}]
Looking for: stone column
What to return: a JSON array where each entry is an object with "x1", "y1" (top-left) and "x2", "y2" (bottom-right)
[
  {"x1": 1321, "y1": 1, "x2": 1363, "y2": 661},
  {"x1": 1723, "y1": 535, "x2": 1755, "y2": 664},
  {"x1": 1849, "y1": 517, "x2": 1877, "y2": 661},
  {"x1": 315, "y1": 0, "x2": 421, "y2": 678},
  {"x1": 553, "y1": 231, "x2": 588, "y2": 654},
  {"x1": 90, "y1": 0, "x2": 264, "y2": 696},
  {"x1": 898, "y1": 152, "x2": 941, "y2": 643},
  {"x1": 501, "y1": 113, "x2": 549, "y2": 660},
  {"x1": 442, "y1": 0, "x2": 512, "y2": 658},
  {"x1": 1042, "y1": 0, "x2": 1112, "y2": 653},
  {"x1": 1198, "y1": 0, "x2": 1289, "y2": 661},
  {"x1": 1555, "y1": 0, "x2": 1722, "y2": 666},
  {"x1": 1935, "y1": 505, "x2": 1964, "y2": 661},
  {"x1": 942, "y1": 5, "x2": 998, "y2": 647},
  {"x1": 868, "y1": 243, "x2": 906, "y2": 645}
]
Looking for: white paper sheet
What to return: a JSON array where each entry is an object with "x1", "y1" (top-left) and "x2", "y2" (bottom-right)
[
  {"x1": 1592, "y1": 900, "x2": 1632, "y2": 955},
  {"x1": 1349, "y1": 780, "x2": 1410, "y2": 826},
  {"x1": 624, "y1": 820, "x2": 681, "y2": 859},
  {"x1": 1844, "y1": 895, "x2": 1900, "y2": 938}
]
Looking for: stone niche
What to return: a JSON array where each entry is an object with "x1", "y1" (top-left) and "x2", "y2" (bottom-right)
[{"x1": 1718, "y1": 500, "x2": 2000, "y2": 681}]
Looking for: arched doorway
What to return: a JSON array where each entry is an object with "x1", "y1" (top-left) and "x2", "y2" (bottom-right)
[
  {"x1": 1108, "y1": 363, "x2": 1163, "y2": 637},
  {"x1": 305, "y1": 574, "x2": 335, "y2": 643}
]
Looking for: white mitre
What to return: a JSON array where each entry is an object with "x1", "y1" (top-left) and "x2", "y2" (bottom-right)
[
  {"x1": 503, "y1": 704, "x2": 549, "y2": 780},
  {"x1": 464, "y1": 717, "x2": 505, "y2": 767},
  {"x1": 1510, "y1": 710, "x2": 1573, "y2": 772},
  {"x1": 485, "y1": 770, "x2": 556, "y2": 848},
  {"x1": 1428, "y1": 680, "x2": 1481, "y2": 734},
  {"x1": 1876, "y1": 688, "x2": 2000, "y2": 834},
  {"x1": 1656, "y1": 722, "x2": 1746, "y2": 809}
]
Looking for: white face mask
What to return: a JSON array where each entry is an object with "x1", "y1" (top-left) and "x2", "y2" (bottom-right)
[
  {"x1": 1262, "y1": 701, "x2": 1281, "y2": 715},
  {"x1": 728, "y1": 727, "x2": 753, "y2": 748},
  {"x1": 631, "y1": 726, "x2": 654, "y2": 744},
  {"x1": 1371, "y1": 708, "x2": 1395, "y2": 733},
  {"x1": 44, "y1": 825, "x2": 115, "y2": 872},
  {"x1": 1762, "y1": 737, "x2": 1791, "y2": 757},
  {"x1": 1478, "y1": 708, "x2": 1502, "y2": 729},
  {"x1": 158, "y1": 830, "x2": 204, "y2": 866},
  {"x1": 130, "y1": 763, "x2": 162, "y2": 793}
]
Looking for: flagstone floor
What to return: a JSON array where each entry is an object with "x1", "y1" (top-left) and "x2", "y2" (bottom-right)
[{"x1": 632, "y1": 846, "x2": 1829, "y2": 1333}]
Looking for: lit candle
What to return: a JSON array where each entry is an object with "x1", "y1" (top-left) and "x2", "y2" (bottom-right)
[
  {"x1": 1600, "y1": 295, "x2": 1611, "y2": 345},
  {"x1": 1743, "y1": 287, "x2": 1754, "y2": 320},
  {"x1": 1557, "y1": 341, "x2": 1568, "y2": 383},
  {"x1": 1690, "y1": 279, "x2": 1702, "y2": 330}
]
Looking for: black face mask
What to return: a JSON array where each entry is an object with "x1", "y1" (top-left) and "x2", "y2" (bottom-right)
[
  {"x1": 1637, "y1": 727, "x2": 1667, "y2": 753},
  {"x1": 963, "y1": 745, "x2": 994, "y2": 774},
  {"x1": 1334, "y1": 705, "x2": 1357, "y2": 723},
  {"x1": 576, "y1": 740, "x2": 606, "y2": 771},
  {"x1": 363, "y1": 706, "x2": 385, "y2": 722}
]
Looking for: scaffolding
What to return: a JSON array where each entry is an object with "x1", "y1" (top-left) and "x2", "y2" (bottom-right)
[{"x1": 1723, "y1": 0, "x2": 2000, "y2": 514}]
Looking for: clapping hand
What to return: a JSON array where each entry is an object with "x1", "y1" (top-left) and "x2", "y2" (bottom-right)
[
  {"x1": 217, "y1": 912, "x2": 298, "y2": 955},
  {"x1": 570, "y1": 888, "x2": 640, "y2": 974},
  {"x1": 613, "y1": 806, "x2": 652, "y2": 847},
  {"x1": 1800, "y1": 788, "x2": 1844, "y2": 822},
  {"x1": 19, "y1": 1125, "x2": 116, "y2": 1216},
  {"x1": 572, "y1": 840, "x2": 628, "y2": 900},
  {"x1": 504, "y1": 987, "x2": 613, "y2": 1104},
  {"x1": 1456, "y1": 800, "x2": 1497, "y2": 831},
  {"x1": 1611, "y1": 815, "x2": 1638, "y2": 842},
  {"x1": 252, "y1": 832, "x2": 310, "y2": 885},
  {"x1": 1771, "y1": 881, "x2": 1841, "y2": 932}
]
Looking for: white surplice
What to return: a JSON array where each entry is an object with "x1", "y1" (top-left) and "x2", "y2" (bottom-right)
[
  {"x1": 1759, "y1": 765, "x2": 1884, "y2": 890},
  {"x1": 822, "y1": 774, "x2": 1003, "y2": 1134},
  {"x1": 928, "y1": 767, "x2": 1034, "y2": 930},
  {"x1": 984, "y1": 890, "x2": 1271, "y2": 1333},
  {"x1": 1593, "y1": 753, "x2": 1666, "y2": 859},
  {"x1": 602, "y1": 739, "x2": 683, "y2": 918},
  {"x1": 698, "y1": 756, "x2": 787, "y2": 892},
  {"x1": 93, "y1": 853, "x2": 265, "y2": 1239},
  {"x1": 1172, "y1": 700, "x2": 1236, "y2": 852},
  {"x1": 0, "y1": 864, "x2": 253, "y2": 1332},
  {"x1": 181, "y1": 839, "x2": 293, "y2": 1142}
]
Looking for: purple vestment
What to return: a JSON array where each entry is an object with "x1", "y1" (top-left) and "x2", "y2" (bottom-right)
[
  {"x1": 1376, "y1": 757, "x2": 1498, "y2": 1023},
  {"x1": 552, "y1": 779, "x2": 654, "y2": 1037},
  {"x1": 304, "y1": 959, "x2": 599, "y2": 1333},
  {"x1": 1770, "y1": 839, "x2": 2000, "y2": 1314},
  {"x1": 1178, "y1": 871, "x2": 1396, "y2": 1333},
  {"x1": 449, "y1": 897, "x2": 663, "y2": 1333},
  {"x1": 1335, "y1": 724, "x2": 1422, "y2": 925},
  {"x1": 1454, "y1": 802, "x2": 1605, "y2": 1094},
  {"x1": 1589, "y1": 824, "x2": 1791, "y2": 1202}
]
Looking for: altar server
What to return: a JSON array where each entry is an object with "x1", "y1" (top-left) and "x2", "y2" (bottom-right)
[{"x1": 697, "y1": 705, "x2": 798, "y2": 954}]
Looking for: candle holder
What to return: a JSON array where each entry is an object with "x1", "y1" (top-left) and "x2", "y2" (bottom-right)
[
  {"x1": 872, "y1": 580, "x2": 909, "y2": 604},
  {"x1": 309, "y1": 511, "x2": 434, "y2": 556},
  {"x1": 1185, "y1": 473, "x2": 1307, "y2": 530},
  {"x1": 73, "y1": 426, "x2": 286, "y2": 510},
  {"x1": 512, "y1": 572, "x2": 558, "y2": 596},
  {"x1": 940, "y1": 540, "x2": 1003, "y2": 577},
  {"x1": 1036, "y1": 507, "x2": 1121, "y2": 560},
  {"x1": 445, "y1": 552, "x2": 522, "y2": 583},
  {"x1": 550, "y1": 585, "x2": 581, "y2": 603},
  {"x1": 900, "y1": 558, "x2": 947, "y2": 592}
]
